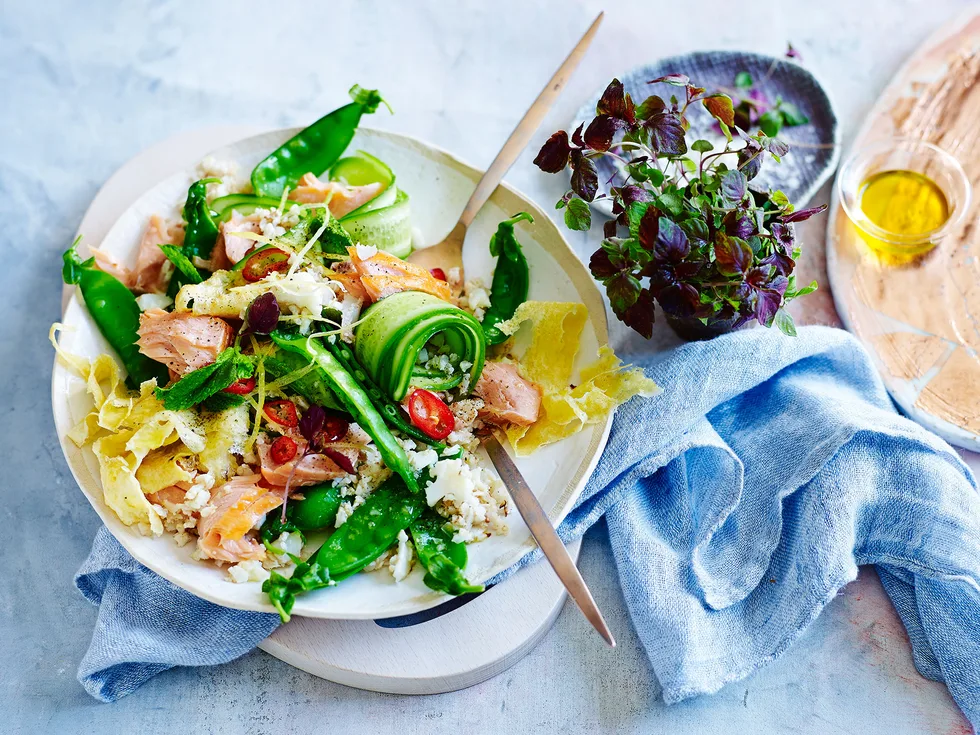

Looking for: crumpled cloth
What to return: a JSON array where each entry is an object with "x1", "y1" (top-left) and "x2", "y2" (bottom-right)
[{"x1": 76, "y1": 326, "x2": 980, "y2": 728}]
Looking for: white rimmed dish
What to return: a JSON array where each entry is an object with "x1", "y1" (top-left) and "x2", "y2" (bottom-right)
[{"x1": 52, "y1": 127, "x2": 611, "y2": 620}]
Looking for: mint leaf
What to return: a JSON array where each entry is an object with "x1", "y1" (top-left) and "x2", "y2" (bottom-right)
[
  {"x1": 159, "y1": 244, "x2": 203, "y2": 284},
  {"x1": 155, "y1": 348, "x2": 254, "y2": 411},
  {"x1": 564, "y1": 198, "x2": 592, "y2": 231},
  {"x1": 203, "y1": 392, "x2": 247, "y2": 412}
]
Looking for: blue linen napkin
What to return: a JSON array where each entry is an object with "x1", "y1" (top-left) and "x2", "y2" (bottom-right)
[{"x1": 76, "y1": 326, "x2": 980, "y2": 727}]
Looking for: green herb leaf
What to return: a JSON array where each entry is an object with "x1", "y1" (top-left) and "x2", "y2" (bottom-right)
[
  {"x1": 655, "y1": 190, "x2": 684, "y2": 217},
  {"x1": 155, "y1": 348, "x2": 254, "y2": 411},
  {"x1": 202, "y1": 392, "x2": 247, "y2": 412},
  {"x1": 734, "y1": 71, "x2": 754, "y2": 89},
  {"x1": 770, "y1": 190, "x2": 792, "y2": 211},
  {"x1": 635, "y1": 95, "x2": 665, "y2": 121},
  {"x1": 774, "y1": 308, "x2": 797, "y2": 336},
  {"x1": 563, "y1": 198, "x2": 592, "y2": 231},
  {"x1": 779, "y1": 102, "x2": 809, "y2": 127},
  {"x1": 789, "y1": 279, "x2": 818, "y2": 298},
  {"x1": 159, "y1": 244, "x2": 203, "y2": 284},
  {"x1": 759, "y1": 110, "x2": 783, "y2": 138},
  {"x1": 691, "y1": 139, "x2": 714, "y2": 154}
]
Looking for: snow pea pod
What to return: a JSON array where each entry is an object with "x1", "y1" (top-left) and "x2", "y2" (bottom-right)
[
  {"x1": 181, "y1": 178, "x2": 221, "y2": 261},
  {"x1": 410, "y1": 510, "x2": 484, "y2": 596},
  {"x1": 263, "y1": 475, "x2": 424, "y2": 621},
  {"x1": 251, "y1": 85, "x2": 387, "y2": 199},
  {"x1": 259, "y1": 483, "x2": 343, "y2": 547},
  {"x1": 62, "y1": 238, "x2": 168, "y2": 389},
  {"x1": 270, "y1": 330, "x2": 419, "y2": 494},
  {"x1": 482, "y1": 212, "x2": 534, "y2": 345}
]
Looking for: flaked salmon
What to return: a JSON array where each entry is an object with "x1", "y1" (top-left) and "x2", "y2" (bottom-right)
[
  {"x1": 348, "y1": 246, "x2": 452, "y2": 303},
  {"x1": 256, "y1": 434, "x2": 359, "y2": 487},
  {"x1": 196, "y1": 474, "x2": 282, "y2": 563},
  {"x1": 137, "y1": 309, "x2": 234, "y2": 376},
  {"x1": 473, "y1": 361, "x2": 541, "y2": 427},
  {"x1": 220, "y1": 210, "x2": 263, "y2": 266},
  {"x1": 91, "y1": 215, "x2": 185, "y2": 293},
  {"x1": 289, "y1": 173, "x2": 384, "y2": 218}
]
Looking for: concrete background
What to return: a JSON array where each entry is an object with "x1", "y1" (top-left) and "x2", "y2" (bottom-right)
[{"x1": 0, "y1": 0, "x2": 974, "y2": 732}]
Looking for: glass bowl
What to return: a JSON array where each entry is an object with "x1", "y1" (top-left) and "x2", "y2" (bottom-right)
[{"x1": 837, "y1": 138, "x2": 971, "y2": 258}]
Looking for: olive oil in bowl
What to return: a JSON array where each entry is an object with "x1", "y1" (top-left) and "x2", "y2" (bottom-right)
[
  {"x1": 838, "y1": 139, "x2": 971, "y2": 263},
  {"x1": 858, "y1": 169, "x2": 949, "y2": 255}
]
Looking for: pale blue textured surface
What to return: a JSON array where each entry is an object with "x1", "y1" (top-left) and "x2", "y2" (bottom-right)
[{"x1": 3, "y1": 0, "x2": 977, "y2": 733}]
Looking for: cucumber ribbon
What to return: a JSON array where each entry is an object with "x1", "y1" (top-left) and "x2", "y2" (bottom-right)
[{"x1": 353, "y1": 291, "x2": 487, "y2": 402}]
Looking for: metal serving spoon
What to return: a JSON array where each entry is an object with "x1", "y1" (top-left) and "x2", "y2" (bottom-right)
[{"x1": 406, "y1": 11, "x2": 604, "y2": 276}]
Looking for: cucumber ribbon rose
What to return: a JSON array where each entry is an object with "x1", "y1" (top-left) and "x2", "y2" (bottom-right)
[{"x1": 352, "y1": 291, "x2": 487, "y2": 403}]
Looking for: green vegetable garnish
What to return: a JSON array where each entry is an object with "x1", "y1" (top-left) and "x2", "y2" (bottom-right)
[
  {"x1": 482, "y1": 212, "x2": 533, "y2": 345},
  {"x1": 270, "y1": 330, "x2": 418, "y2": 494},
  {"x1": 264, "y1": 475, "x2": 424, "y2": 621},
  {"x1": 410, "y1": 510, "x2": 484, "y2": 596},
  {"x1": 62, "y1": 237, "x2": 168, "y2": 389},
  {"x1": 352, "y1": 291, "x2": 486, "y2": 403},
  {"x1": 155, "y1": 347, "x2": 254, "y2": 411},
  {"x1": 181, "y1": 178, "x2": 221, "y2": 261},
  {"x1": 251, "y1": 85, "x2": 389, "y2": 199}
]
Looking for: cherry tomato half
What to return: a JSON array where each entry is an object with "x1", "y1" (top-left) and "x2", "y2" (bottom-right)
[
  {"x1": 242, "y1": 247, "x2": 291, "y2": 283},
  {"x1": 407, "y1": 388, "x2": 455, "y2": 440},
  {"x1": 320, "y1": 413, "x2": 350, "y2": 443},
  {"x1": 270, "y1": 436, "x2": 298, "y2": 464},
  {"x1": 263, "y1": 399, "x2": 299, "y2": 428},
  {"x1": 429, "y1": 267, "x2": 447, "y2": 282},
  {"x1": 223, "y1": 377, "x2": 256, "y2": 395}
]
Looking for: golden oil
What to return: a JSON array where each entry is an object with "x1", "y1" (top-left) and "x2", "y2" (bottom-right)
[{"x1": 857, "y1": 169, "x2": 950, "y2": 257}]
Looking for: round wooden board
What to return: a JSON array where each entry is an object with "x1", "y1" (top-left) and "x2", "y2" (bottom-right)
[
  {"x1": 826, "y1": 8, "x2": 980, "y2": 450},
  {"x1": 259, "y1": 541, "x2": 578, "y2": 694},
  {"x1": 67, "y1": 124, "x2": 580, "y2": 693}
]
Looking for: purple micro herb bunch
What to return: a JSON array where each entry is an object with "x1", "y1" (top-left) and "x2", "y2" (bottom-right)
[{"x1": 534, "y1": 73, "x2": 826, "y2": 338}]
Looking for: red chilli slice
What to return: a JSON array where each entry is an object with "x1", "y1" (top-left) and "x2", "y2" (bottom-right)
[
  {"x1": 322, "y1": 447, "x2": 356, "y2": 474},
  {"x1": 407, "y1": 388, "x2": 455, "y2": 440},
  {"x1": 429, "y1": 267, "x2": 447, "y2": 282},
  {"x1": 263, "y1": 399, "x2": 299, "y2": 428},
  {"x1": 270, "y1": 436, "x2": 298, "y2": 464},
  {"x1": 223, "y1": 377, "x2": 256, "y2": 395},
  {"x1": 242, "y1": 247, "x2": 291, "y2": 282}
]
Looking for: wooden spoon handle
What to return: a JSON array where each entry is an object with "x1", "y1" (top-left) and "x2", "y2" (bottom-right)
[{"x1": 457, "y1": 12, "x2": 604, "y2": 229}]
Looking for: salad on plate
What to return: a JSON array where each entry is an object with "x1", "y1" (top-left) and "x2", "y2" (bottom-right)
[{"x1": 53, "y1": 86, "x2": 657, "y2": 620}]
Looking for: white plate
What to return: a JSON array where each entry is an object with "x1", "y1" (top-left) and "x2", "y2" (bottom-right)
[{"x1": 52, "y1": 127, "x2": 611, "y2": 619}]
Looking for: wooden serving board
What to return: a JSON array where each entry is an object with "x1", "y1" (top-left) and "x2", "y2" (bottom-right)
[{"x1": 826, "y1": 9, "x2": 980, "y2": 450}]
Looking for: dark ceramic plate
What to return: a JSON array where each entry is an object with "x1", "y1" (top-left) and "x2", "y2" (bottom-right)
[{"x1": 572, "y1": 50, "x2": 840, "y2": 216}]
